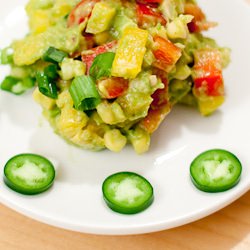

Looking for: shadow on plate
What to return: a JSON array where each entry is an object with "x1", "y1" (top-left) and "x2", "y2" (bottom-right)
[{"x1": 149, "y1": 105, "x2": 223, "y2": 154}]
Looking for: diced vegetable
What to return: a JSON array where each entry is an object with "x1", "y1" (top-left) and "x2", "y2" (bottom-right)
[
  {"x1": 56, "y1": 106, "x2": 89, "y2": 138},
  {"x1": 166, "y1": 14, "x2": 193, "y2": 39},
  {"x1": 89, "y1": 52, "x2": 115, "y2": 80},
  {"x1": 97, "y1": 77, "x2": 129, "y2": 99},
  {"x1": 139, "y1": 85, "x2": 171, "y2": 133},
  {"x1": 81, "y1": 41, "x2": 117, "y2": 73},
  {"x1": 3, "y1": 153, "x2": 55, "y2": 195},
  {"x1": 0, "y1": 47, "x2": 13, "y2": 64},
  {"x1": 137, "y1": 0, "x2": 163, "y2": 3},
  {"x1": 192, "y1": 48, "x2": 225, "y2": 115},
  {"x1": 12, "y1": 22, "x2": 81, "y2": 66},
  {"x1": 69, "y1": 75, "x2": 101, "y2": 111},
  {"x1": 112, "y1": 11, "x2": 137, "y2": 38},
  {"x1": 1, "y1": 76, "x2": 35, "y2": 95},
  {"x1": 159, "y1": 0, "x2": 185, "y2": 21},
  {"x1": 36, "y1": 71, "x2": 58, "y2": 99},
  {"x1": 127, "y1": 126, "x2": 151, "y2": 154},
  {"x1": 136, "y1": 3, "x2": 166, "y2": 28},
  {"x1": 44, "y1": 64, "x2": 58, "y2": 79},
  {"x1": 169, "y1": 79, "x2": 191, "y2": 104},
  {"x1": 67, "y1": 0, "x2": 99, "y2": 27},
  {"x1": 42, "y1": 47, "x2": 68, "y2": 64},
  {"x1": 96, "y1": 101, "x2": 126, "y2": 125},
  {"x1": 86, "y1": 2, "x2": 116, "y2": 34},
  {"x1": 152, "y1": 35, "x2": 182, "y2": 72},
  {"x1": 184, "y1": 3, "x2": 216, "y2": 33},
  {"x1": 60, "y1": 58, "x2": 86, "y2": 80},
  {"x1": 111, "y1": 27, "x2": 148, "y2": 79},
  {"x1": 102, "y1": 172, "x2": 154, "y2": 214},
  {"x1": 190, "y1": 149, "x2": 242, "y2": 192},
  {"x1": 139, "y1": 70, "x2": 171, "y2": 133},
  {"x1": 104, "y1": 129, "x2": 127, "y2": 152}
]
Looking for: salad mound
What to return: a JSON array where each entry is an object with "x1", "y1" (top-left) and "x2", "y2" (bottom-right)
[{"x1": 0, "y1": 0, "x2": 230, "y2": 154}]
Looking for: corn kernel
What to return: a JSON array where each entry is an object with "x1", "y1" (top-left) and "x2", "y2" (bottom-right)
[{"x1": 104, "y1": 129, "x2": 127, "y2": 152}]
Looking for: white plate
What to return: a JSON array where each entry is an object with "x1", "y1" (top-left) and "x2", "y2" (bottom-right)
[{"x1": 0, "y1": 0, "x2": 250, "y2": 235}]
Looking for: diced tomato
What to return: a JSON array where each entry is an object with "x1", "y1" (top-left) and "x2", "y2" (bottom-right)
[
  {"x1": 136, "y1": 0, "x2": 162, "y2": 6},
  {"x1": 139, "y1": 107, "x2": 170, "y2": 134},
  {"x1": 137, "y1": 0, "x2": 162, "y2": 3},
  {"x1": 69, "y1": 34, "x2": 95, "y2": 58},
  {"x1": 194, "y1": 75, "x2": 224, "y2": 96},
  {"x1": 67, "y1": 0, "x2": 99, "y2": 27},
  {"x1": 137, "y1": 3, "x2": 166, "y2": 27},
  {"x1": 150, "y1": 69, "x2": 168, "y2": 109},
  {"x1": 81, "y1": 41, "x2": 117, "y2": 73},
  {"x1": 184, "y1": 3, "x2": 216, "y2": 33},
  {"x1": 193, "y1": 49, "x2": 224, "y2": 97},
  {"x1": 86, "y1": 34, "x2": 95, "y2": 50},
  {"x1": 140, "y1": 72, "x2": 171, "y2": 133},
  {"x1": 150, "y1": 88, "x2": 168, "y2": 110},
  {"x1": 153, "y1": 36, "x2": 182, "y2": 72},
  {"x1": 97, "y1": 77, "x2": 129, "y2": 99}
]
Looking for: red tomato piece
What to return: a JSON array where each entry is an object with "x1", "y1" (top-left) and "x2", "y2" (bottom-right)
[
  {"x1": 140, "y1": 72, "x2": 171, "y2": 133},
  {"x1": 97, "y1": 77, "x2": 129, "y2": 99},
  {"x1": 150, "y1": 69, "x2": 168, "y2": 109},
  {"x1": 81, "y1": 41, "x2": 117, "y2": 73},
  {"x1": 67, "y1": 0, "x2": 99, "y2": 27},
  {"x1": 194, "y1": 75, "x2": 224, "y2": 97},
  {"x1": 193, "y1": 49, "x2": 224, "y2": 97},
  {"x1": 153, "y1": 36, "x2": 182, "y2": 72},
  {"x1": 184, "y1": 3, "x2": 216, "y2": 33},
  {"x1": 137, "y1": 3, "x2": 166, "y2": 27},
  {"x1": 84, "y1": 33, "x2": 95, "y2": 50},
  {"x1": 137, "y1": 0, "x2": 162, "y2": 3},
  {"x1": 140, "y1": 107, "x2": 169, "y2": 134},
  {"x1": 136, "y1": 0, "x2": 162, "y2": 6}
]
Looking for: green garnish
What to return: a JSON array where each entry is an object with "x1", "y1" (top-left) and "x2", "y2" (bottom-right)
[
  {"x1": 36, "y1": 71, "x2": 58, "y2": 99},
  {"x1": 90, "y1": 52, "x2": 115, "y2": 80},
  {"x1": 1, "y1": 76, "x2": 35, "y2": 95},
  {"x1": 69, "y1": 75, "x2": 101, "y2": 111},
  {"x1": 42, "y1": 47, "x2": 68, "y2": 64}
]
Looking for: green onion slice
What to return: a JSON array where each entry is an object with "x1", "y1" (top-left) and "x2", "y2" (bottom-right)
[
  {"x1": 36, "y1": 72, "x2": 58, "y2": 99},
  {"x1": 42, "y1": 47, "x2": 68, "y2": 64},
  {"x1": 69, "y1": 75, "x2": 101, "y2": 111},
  {"x1": 90, "y1": 52, "x2": 115, "y2": 80},
  {"x1": 1, "y1": 76, "x2": 35, "y2": 95},
  {"x1": 0, "y1": 47, "x2": 13, "y2": 65},
  {"x1": 44, "y1": 64, "x2": 58, "y2": 80}
]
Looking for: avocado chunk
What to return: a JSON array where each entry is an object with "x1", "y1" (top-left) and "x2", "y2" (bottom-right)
[{"x1": 86, "y1": 2, "x2": 116, "y2": 34}]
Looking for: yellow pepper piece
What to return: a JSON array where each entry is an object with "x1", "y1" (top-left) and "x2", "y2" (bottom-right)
[
  {"x1": 111, "y1": 27, "x2": 148, "y2": 79},
  {"x1": 197, "y1": 96, "x2": 225, "y2": 116}
]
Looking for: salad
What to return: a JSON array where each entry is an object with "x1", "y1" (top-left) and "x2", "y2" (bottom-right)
[{"x1": 0, "y1": 0, "x2": 230, "y2": 154}]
